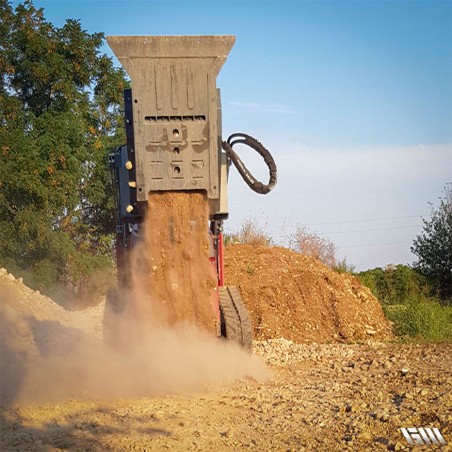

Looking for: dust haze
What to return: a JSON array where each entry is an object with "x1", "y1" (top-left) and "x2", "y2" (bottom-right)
[
  {"x1": 0, "y1": 192, "x2": 268, "y2": 405},
  {"x1": 15, "y1": 322, "x2": 268, "y2": 404}
]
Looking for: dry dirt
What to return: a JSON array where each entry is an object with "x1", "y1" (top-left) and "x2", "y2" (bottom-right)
[
  {"x1": 130, "y1": 191, "x2": 218, "y2": 334},
  {"x1": 225, "y1": 244, "x2": 393, "y2": 343},
  {"x1": 1, "y1": 250, "x2": 451, "y2": 450}
]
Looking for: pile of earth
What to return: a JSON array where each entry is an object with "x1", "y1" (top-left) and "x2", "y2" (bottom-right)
[
  {"x1": 0, "y1": 268, "x2": 104, "y2": 404},
  {"x1": 224, "y1": 244, "x2": 393, "y2": 343},
  {"x1": 0, "y1": 268, "x2": 103, "y2": 352}
]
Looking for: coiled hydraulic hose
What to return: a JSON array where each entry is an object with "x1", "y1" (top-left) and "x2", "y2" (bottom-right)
[{"x1": 222, "y1": 133, "x2": 277, "y2": 195}]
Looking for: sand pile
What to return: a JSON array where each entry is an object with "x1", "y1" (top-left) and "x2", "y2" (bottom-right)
[
  {"x1": 224, "y1": 244, "x2": 393, "y2": 343},
  {"x1": 0, "y1": 268, "x2": 103, "y2": 347},
  {"x1": 0, "y1": 269, "x2": 104, "y2": 403}
]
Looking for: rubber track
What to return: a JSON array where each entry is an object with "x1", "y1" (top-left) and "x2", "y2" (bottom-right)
[
  {"x1": 219, "y1": 286, "x2": 242, "y2": 346},
  {"x1": 228, "y1": 286, "x2": 253, "y2": 351},
  {"x1": 219, "y1": 286, "x2": 253, "y2": 351}
]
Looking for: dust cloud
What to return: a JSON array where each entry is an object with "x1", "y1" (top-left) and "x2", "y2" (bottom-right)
[
  {"x1": 17, "y1": 324, "x2": 268, "y2": 403},
  {"x1": 0, "y1": 191, "x2": 268, "y2": 405}
]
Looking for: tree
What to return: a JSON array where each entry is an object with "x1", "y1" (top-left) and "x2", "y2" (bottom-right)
[
  {"x1": 0, "y1": 0, "x2": 128, "y2": 297},
  {"x1": 411, "y1": 184, "x2": 452, "y2": 301},
  {"x1": 356, "y1": 264, "x2": 428, "y2": 305}
]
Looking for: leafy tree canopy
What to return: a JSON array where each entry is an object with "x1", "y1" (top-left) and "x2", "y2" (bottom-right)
[
  {"x1": 0, "y1": 0, "x2": 128, "y2": 298},
  {"x1": 411, "y1": 184, "x2": 452, "y2": 301}
]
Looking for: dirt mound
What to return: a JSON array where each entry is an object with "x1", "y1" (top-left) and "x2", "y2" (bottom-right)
[
  {"x1": 0, "y1": 268, "x2": 103, "y2": 339},
  {"x1": 130, "y1": 191, "x2": 217, "y2": 334},
  {"x1": 0, "y1": 269, "x2": 104, "y2": 404},
  {"x1": 224, "y1": 244, "x2": 393, "y2": 343}
]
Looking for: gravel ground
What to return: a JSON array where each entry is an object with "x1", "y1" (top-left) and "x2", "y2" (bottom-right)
[
  {"x1": 1, "y1": 268, "x2": 450, "y2": 451},
  {"x1": 1, "y1": 339, "x2": 451, "y2": 451}
]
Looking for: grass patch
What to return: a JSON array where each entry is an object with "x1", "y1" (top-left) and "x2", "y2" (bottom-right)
[{"x1": 383, "y1": 295, "x2": 452, "y2": 342}]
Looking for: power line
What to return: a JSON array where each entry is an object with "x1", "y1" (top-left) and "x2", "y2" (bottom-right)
[
  {"x1": 339, "y1": 241, "x2": 412, "y2": 249},
  {"x1": 271, "y1": 224, "x2": 421, "y2": 234},
  {"x1": 265, "y1": 214, "x2": 426, "y2": 230},
  {"x1": 305, "y1": 214, "x2": 425, "y2": 227},
  {"x1": 325, "y1": 225, "x2": 421, "y2": 235}
]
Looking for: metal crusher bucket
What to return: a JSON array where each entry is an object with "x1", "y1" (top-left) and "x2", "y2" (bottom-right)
[{"x1": 107, "y1": 35, "x2": 235, "y2": 214}]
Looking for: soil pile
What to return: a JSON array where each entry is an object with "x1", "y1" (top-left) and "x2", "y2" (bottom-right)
[
  {"x1": 130, "y1": 191, "x2": 217, "y2": 334},
  {"x1": 224, "y1": 244, "x2": 393, "y2": 343},
  {"x1": 0, "y1": 269, "x2": 103, "y2": 403}
]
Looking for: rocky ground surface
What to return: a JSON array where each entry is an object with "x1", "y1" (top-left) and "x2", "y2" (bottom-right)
[
  {"x1": 1, "y1": 339, "x2": 451, "y2": 451},
  {"x1": 1, "y1": 265, "x2": 451, "y2": 451}
]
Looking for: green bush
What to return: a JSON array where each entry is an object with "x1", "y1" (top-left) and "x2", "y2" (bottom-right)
[
  {"x1": 357, "y1": 265, "x2": 451, "y2": 342},
  {"x1": 384, "y1": 295, "x2": 452, "y2": 342},
  {"x1": 333, "y1": 258, "x2": 356, "y2": 274},
  {"x1": 356, "y1": 265, "x2": 428, "y2": 305}
]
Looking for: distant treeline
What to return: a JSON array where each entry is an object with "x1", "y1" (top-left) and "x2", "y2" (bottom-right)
[
  {"x1": 356, "y1": 264, "x2": 429, "y2": 305},
  {"x1": 356, "y1": 265, "x2": 452, "y2": 342}
]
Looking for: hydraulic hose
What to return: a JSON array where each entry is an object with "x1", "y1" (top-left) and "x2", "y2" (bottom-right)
[{"x1": 222, "y1": 133, "x2": 277, "y2": 195}]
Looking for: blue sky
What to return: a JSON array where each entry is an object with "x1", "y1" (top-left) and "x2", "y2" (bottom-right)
[{"x1": 12, "y1": 0, "x2": 452, "y2": 270}]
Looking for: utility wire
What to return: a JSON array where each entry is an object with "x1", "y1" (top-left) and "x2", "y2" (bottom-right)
[
  {"x1": 306, "y1": 214, "x2": 425, "y2": 226},
  {"x1": 265, "y1": 214, "x2": 425, "y2": 230},
  {"x1": 270, "y1": 223, "x2": 422, "y2": 234},
  {"x1": 339, "y1": 241, "x2": 412, "y2": 249},
  {"x1": 324, "y1": 225, "x2": 421, "y2": 235}
]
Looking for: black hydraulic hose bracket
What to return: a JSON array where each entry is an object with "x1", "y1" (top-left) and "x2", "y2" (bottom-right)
[{"x1": 222, "y1": 133, "x2": 277, "y2": 195}]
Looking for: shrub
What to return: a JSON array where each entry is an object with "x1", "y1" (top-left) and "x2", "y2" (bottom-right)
[
  {"x1": 333, "y1": 257, "x2": 356, "y2": 274},
  {"x1": 225, "y1": 217, "x2": 272, "y2": 246},
  {"x1": 356, "y1": 265, "x2": 428, "y2": 305},
  {"x1": 384, "y1": 295, "x2": 452, "y2": 342},
  {"x1": 289, "y1": 225, "x2": 336, "y2": 268}
]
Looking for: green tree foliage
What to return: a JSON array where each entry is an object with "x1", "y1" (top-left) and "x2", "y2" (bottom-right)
[
  {"x1": 0, "y1": 0, "x2": 128, "y2": 297},
  {"x1": 411, "y1": 184, "x2": 452, "y2": 301},
  {"x1": 356, "y1": 265, "x2": 452, "y2": 342},
  {"x1": 356, "y1": 264, "x2": 428, "y2": 305}
]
